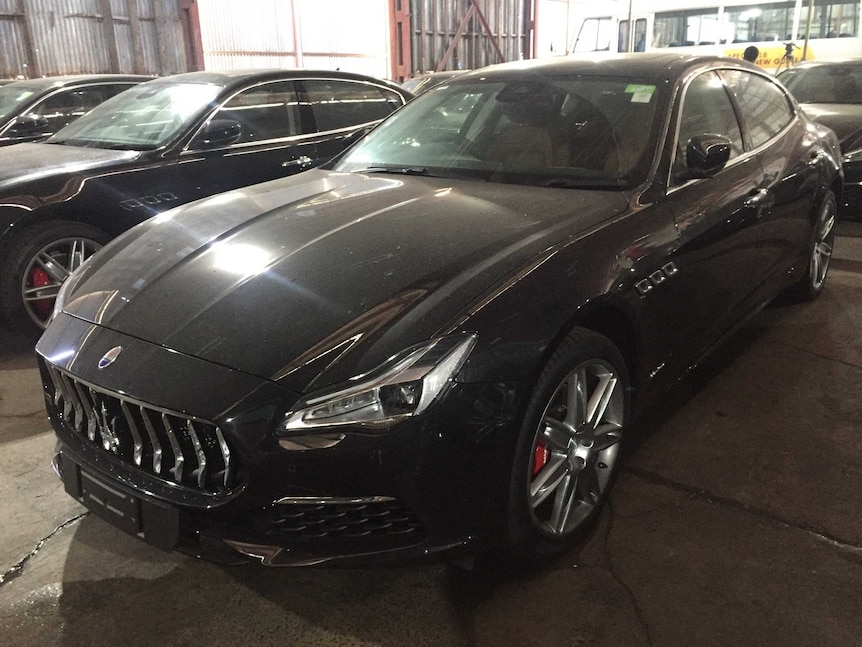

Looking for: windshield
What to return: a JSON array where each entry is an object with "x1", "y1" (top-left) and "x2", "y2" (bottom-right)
[
  {"x1": 0, "y1": 85, "x2": 38, "y2": 122},
  {"x1": 779, "y1": 66, "x2": 862, "y2": 104},
  {"x1": 335, "y1": 75, "x2": 663, "y2": 188},
  {"x1": 47, "y1": 81, "x2": 222, "y2": 150}
]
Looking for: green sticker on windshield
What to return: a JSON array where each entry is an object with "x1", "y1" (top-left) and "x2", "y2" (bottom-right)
[{"x1": 625, "y1": 84, "x2": 655, "y2": 103}]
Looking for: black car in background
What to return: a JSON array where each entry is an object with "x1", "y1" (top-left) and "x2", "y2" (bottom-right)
[
  {"x1": 0, "y1": 75, "x2": 147, "y2": 146},
  {"x1": 401, "y1": 70, "x2": 469, "y2": 95},
  {"x1": 779, "y1": 60, "x2": 862, "y2": 219},
  {"x1": 0, "y1": 69, "x2": 411, "y2": 335},
  {"x1": 37, "y1": 54, "x2": 841, "y2": 566}
]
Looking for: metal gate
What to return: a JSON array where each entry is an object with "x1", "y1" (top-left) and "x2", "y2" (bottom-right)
[{"x1": 408, "y1": 0, "x2": 528, "y2": 75}]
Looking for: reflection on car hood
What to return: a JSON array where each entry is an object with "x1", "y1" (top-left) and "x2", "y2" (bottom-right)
[
  {"x1": 799, "y1": 104, "x2": 862, "y2": 152},
  {"x1": 62, "y1": 169, "x2": 628, "y2": 392},
  {"x1": 0, "y1": 142, "x2": 139, "y2": 191}
]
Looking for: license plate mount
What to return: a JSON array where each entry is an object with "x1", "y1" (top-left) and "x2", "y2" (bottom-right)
[{"x1": 62, "y1": 456, "x2": 179, "y2": 551}]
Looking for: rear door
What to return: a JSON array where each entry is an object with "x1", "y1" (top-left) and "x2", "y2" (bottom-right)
[
  {"x1": 298, "y1": 79, "x2": 408, "y2": 165},
  {"x1": 720, "y1": 69, "x2": 818, "y2": 296},
  {"x1": 178, "y1": 80, "x2": 318, "y2": 201}
]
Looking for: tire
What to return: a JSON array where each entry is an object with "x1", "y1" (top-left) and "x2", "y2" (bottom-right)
[
  {"x1": 505, "y1": 328, "x2": 630, "y2": 561},
  {"x1": 794, "y1": 191, "x2": 837, "y2": 302},
  {"x1": 0, "y1": 221, "x2": 108, "y2": 337}
]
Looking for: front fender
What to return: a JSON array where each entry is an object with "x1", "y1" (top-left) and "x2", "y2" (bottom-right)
[{"x1": 0, "y1": 205, "x2": 37, "y2": 248}]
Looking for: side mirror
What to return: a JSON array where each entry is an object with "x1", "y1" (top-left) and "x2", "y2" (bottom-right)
[
  {"x1": 199, "y1": 119, "x2": 242, "y2": 148},
  {"x1": 686, "y1": 134, "x2": 732, "y2": 178},
  {"x1": 4, "y1": 114, "x2": 50, "y2": 139}
]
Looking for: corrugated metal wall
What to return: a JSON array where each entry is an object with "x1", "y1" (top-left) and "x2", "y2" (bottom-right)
[
  {"x1": 0, "y1": 0, "x2": 187, "y2": 79},
  {"x1": 409, "y1": 0, "x2": 527, "y2": 74},
  {"x1": 197, "y1": 0, "x2": 390, "y2": 79}
]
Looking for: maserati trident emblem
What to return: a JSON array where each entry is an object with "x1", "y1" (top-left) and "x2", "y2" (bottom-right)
[
  {"x1": 98, "y1": 402, "x2": 121, "y2": 453},
  {"x1": 98, "y1": 346, "x2": 123, "y2": 369}
]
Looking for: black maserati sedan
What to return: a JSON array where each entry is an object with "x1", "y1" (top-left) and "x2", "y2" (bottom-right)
[
  {"x1": 0, "y1": 74, "x2": 147, "y2": 145},
  {"x1": 779, "y1": 59, "x2": 862, "y2": 219},
  {"x1": 37, "y1": 54, "x2": 841, "y2": 566},
  {"x1": 0, "y1": 69, "x2": 411, "y2": 335}
]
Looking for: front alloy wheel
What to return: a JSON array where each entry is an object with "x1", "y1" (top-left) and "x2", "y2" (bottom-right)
[
  {"x1": 528, "y1": 359, "x2": 623, "y2": 536},
  {"x1": 507, "y1": 328, "x2": 629, "y2": 560},
  {"x1": 0, "y1": 220, "x2": 109, "y2": 336},
  {"x1": 22, "y1": 236, "x2": 103, "y2": 329}
]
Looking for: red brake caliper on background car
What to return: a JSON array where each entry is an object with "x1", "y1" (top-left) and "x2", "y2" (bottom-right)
[
  {"x1": 532, "y1": 443, "x2": 550, "y2": 477},
  {"x1": 30, "y1": 267, "x2": 53, "y2": 316}
]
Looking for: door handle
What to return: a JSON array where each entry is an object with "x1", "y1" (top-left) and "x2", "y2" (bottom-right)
[
  {"x1": 743, "y1": 188, "x2": 774, "y2": 219},
  {"x1": 282, "y1": 156, "x2": 313, "y2": 169},
  {"x1": 744, "y1": 188, "x2": 769, "y2": 206}
]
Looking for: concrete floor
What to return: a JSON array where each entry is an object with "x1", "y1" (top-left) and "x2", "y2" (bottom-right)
[{"x1": 1, "y1": 226, "x2": 861, "y2": 647}]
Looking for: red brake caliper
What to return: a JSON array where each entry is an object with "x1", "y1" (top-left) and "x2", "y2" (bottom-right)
[
  {"x1": 532, "y1": 443, "x2": 550, "y2": 477},
  {"x1": 30, "y1": 267, "x2": 52, "y2": 316}
]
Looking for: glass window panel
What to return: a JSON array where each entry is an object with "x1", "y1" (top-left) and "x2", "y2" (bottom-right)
[
  {"x1": 654, "y1": 10, "x2": 722, "y2": 48},
  {"x1": 302, "y1": 80, "x2": 399, "y2": 132},
  {"x1": 721, "y1": 70, "x2": 794, "y2": 148},
  {"x1": 213, "y1": 81, "x2": 301, "y2": 144},
  {"x1": 574, "y1": 17, "x2": 614, "y2": 52},
  {"x1": 673, "y1": 72, "x2": 743, "y2": 185}
]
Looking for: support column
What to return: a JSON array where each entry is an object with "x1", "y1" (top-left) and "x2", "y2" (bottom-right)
[
  {"x1": 126, "y1": 0, "x2": 146, "y2": 73},
  {"x1": 98, "y1": 0, "x2": 121, "y2": 72},
  {"x1": 152, "y1": 0, "x2": 173, "y2": 75},
  {"x1": 390, "y1": 0, "x2": 411, "y2": 81},
  {"x1": 19, "y1": 0, "x2": 39, "y2": 78},
  {"x1": 181, "y1": 0, "x2": 204, "y2": 71}
]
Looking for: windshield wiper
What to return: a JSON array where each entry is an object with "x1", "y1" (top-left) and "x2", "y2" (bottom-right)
[
  {"x1": 362, "y1": 166, "x2": 489, "y2": 182},
  {"x1": 363, "y1": 166, "x2": 432, "y2": 176},
  {"x1": 540, "y1": 177, "x2": 628, "y2": 190},
  {"x1": 45, "y1": 138, "x2": 148, "y2": 151}
]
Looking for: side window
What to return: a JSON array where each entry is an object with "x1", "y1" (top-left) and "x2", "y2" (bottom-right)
[
  {"x1": 207, "y1": 81, "x2": 302, "y2": 145},
  {"x1": 102, "y1": 83, "x2": 138, "y2": 100},
  {"x1": 29, "y1": 88, "x2": 109, "y2": 131},
  {"x1": 618, "y1": 18, "x2": 647, "y2": 51},
  {"x1": 300, "y1": 80, "x2": 403, "y2": 132},
  {"x1": 672, "y1": 71, "x2": 743, "y2": 186},
  {"x1": 573, "y1": 17, "x2": 614, "y2": 52},
  {"x1": 720, "y1": 70, "x2": 794, "y2": 149}
]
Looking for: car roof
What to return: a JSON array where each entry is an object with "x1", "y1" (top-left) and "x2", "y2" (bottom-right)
[
  {"x1": 3, "y1": 74, "x2": 151, "y2": 91},
  {"x1": 455, "y1": 53, "x2": 758, "y2": 84},
  {"x1": 146, "y1": 68, "x2": 409, "y2": 94}
]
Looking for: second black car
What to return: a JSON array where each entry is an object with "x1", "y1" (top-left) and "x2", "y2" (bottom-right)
[{"x1": 0, "y1": 69, "x2": 411, "y2": 335}]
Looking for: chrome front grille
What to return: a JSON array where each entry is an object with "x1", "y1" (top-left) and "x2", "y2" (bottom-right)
[{"x1": 44, "y1": 363, "x2": 234, "y2": 494}]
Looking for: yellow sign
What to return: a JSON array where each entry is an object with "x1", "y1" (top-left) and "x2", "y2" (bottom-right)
[{"x1": 724, "y1": 45, "x2": 815, "y2": 69}]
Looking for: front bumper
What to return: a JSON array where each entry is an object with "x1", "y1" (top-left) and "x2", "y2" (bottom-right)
[{"x1": 38, "y1": 315, "x2": 522, "y2": 565}]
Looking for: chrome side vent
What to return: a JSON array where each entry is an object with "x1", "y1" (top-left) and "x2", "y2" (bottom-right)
[{"x1": 44, "y1": 363, "x2": 235, "y2": 494}]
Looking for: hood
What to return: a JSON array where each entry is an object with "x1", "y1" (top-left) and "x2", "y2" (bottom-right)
[
  {"x1": 0, "y1": 142, "x2": 139, "y2": 191},
  {"x1": 61, "y1": 169, "x2": 628, "y2": 392},
  {"x1": 799, "y1": 104, "x2": 862, "y2": 153}
]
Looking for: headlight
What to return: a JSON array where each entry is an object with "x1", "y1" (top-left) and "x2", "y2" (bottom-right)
[{"x1": 279, "y1": 334, "x2": 476, "y2": 432}]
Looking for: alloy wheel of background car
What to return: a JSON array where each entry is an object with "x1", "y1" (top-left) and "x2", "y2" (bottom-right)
[
  {"x1": 808, "y1": 192, "x2": 837, "y2": 296},
  {"x1": 508, "y1": 328, "x2": 629, "y2": 560},
  {"x1": 779, "y1": 191, "x2": 838, "y2": 303},
  {"x1": 0, "y1": 221, "x2": 108, "y2": 336}
]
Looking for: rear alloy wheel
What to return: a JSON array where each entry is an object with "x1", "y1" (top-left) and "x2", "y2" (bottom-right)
[
  {"x1": 798, "y1": 191, "x2": 837, "y2": 301},
  {"x1": 507, "y1": 328, "x2": 629, "y2": 560},
  {"x1": 0, "y1": 221, "x2": 107, "y2": 336}
]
